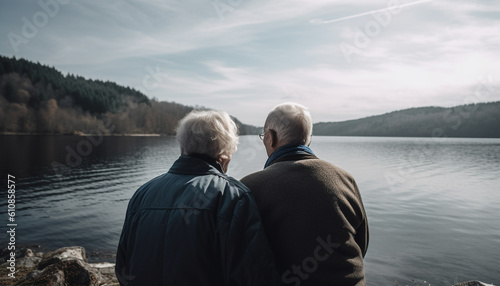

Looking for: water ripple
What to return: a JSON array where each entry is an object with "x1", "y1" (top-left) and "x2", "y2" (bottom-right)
[{"x1": 1, "y1": 135, "x2": 499, "y2": 284}]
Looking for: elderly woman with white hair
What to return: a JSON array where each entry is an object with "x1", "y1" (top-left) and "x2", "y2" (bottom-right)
[{"x1": 116, "y1": 110, "x2": 281, "y2": 286}]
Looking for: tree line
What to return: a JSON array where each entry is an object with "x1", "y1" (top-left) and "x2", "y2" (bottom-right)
[
  {"x1": 4, "y1": 55, "x2": 496, "y2": 138},
  {"x1": 0, "y1": 55, "x2": 258, "y2": 135},
  {"x1": 313, "y1": 102, "x2": 500, "y2": 138}
]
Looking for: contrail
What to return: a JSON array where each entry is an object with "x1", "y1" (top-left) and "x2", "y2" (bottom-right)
[{"x1": 312, "y1": 0, "x2": 434, "y2": 24}]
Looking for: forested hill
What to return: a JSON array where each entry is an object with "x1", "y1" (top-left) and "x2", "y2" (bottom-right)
[
  {"x1": 2, "y1": 55, "x2": 498, "y2": 138},
  {"x1": 0, "y1": 55, "x2": 259, "y2": 135},
  {"x1": 314, "y1": 102, "x2": 500, "y2": 138}
]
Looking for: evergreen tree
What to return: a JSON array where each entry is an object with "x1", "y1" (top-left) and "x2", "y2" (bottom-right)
[{"x1": 3, "y1": 82, "x2": 17, "y2": 102}]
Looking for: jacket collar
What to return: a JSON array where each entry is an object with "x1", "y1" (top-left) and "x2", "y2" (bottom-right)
[
  {"x1": 168, "y1": 154, "x2": 224, "y2": 175},
  {"x1": 265, "y1": 144, "x2": 316, "y2": 168}
]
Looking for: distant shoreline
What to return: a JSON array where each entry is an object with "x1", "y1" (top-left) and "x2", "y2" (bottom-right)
[{"x1": 0, "y1": 132, "x2": 163, "y2": 136}]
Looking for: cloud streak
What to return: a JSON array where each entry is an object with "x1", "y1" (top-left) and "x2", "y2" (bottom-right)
[{"x1": 311, "y1": 0, "x2": 434, "y2": 24}]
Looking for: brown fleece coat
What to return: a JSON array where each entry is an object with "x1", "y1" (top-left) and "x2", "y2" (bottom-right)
[{"x1": 241, "y1": 154, "x2": 369, "y2": 286}]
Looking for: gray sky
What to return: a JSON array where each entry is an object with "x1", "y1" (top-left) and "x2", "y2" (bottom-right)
[{"x1": 1, "y1": 0, "x2": 499, "y2": 125}]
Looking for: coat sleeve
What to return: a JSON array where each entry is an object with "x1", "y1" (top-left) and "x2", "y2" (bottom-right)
[
  {"x1": 356, "y1": 215, "x2": 369, "y2": 257},
  {"x1": 115, "y1": 215, "x2": 131, "y2": 286},
  {"x1": 221, "y1": 192, "x2": 283, "y2": 286},
  {"x1": 351, "y1": 177, "x2": 369, "y2": 258}
]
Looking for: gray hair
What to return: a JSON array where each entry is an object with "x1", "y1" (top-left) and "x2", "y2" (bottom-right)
[
  {"x1": 264, "y1": 102, "x2": 313, "y2": 146},
  {"x1": 176, "y1": 110, "x2": 239, "y2": 159}
]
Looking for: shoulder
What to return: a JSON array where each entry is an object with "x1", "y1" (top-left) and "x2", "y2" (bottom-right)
[
  {"x1": 242, "y1": 158, "x2": 357, "y2": 187},
  {"x1": 216, "y1": 173, "x2": 259, "y2": 220},
  {"x1": 128, "y1": 173, "x2": 166, "y2": 203},
  {"x1": 217, "y1": 172, "x2": 251, "y2": 195},
  {"x1": 300, "y1": 158, "x2": 356, "y2": 179},
  {"x1": 240, "y1": 166, "x2": 277, "y2": 189}
]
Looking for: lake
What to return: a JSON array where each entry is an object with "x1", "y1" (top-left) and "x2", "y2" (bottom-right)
[{"x1": 1, "y1": 135, "x2": 499, "y2": 285}]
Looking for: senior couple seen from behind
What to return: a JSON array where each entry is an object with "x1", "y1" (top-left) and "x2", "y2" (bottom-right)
[{"x1": 116, "y1": 102, "x2": 369, "y2": 286}]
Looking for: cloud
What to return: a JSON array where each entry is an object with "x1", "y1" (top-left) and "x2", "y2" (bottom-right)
[{"x1": 0, "y1": 0, "x2": 498, "y2": 126}]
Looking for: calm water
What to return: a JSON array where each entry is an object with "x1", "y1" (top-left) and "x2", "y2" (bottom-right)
[{"x1": 1, "y1": 135, "x2": 499, "y2": 285}]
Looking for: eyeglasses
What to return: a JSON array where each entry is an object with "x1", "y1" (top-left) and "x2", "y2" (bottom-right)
[{"x1": 258, "y1": 130, "x2": 269, "y2": 140}]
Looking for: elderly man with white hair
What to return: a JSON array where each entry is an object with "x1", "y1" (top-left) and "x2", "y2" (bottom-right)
[
  {"x1": 241, "y1": 103, "x2": 369, "y2": 286},
  {"x1": 116, "y1": 110, "x2": 281, "y2": 285}
]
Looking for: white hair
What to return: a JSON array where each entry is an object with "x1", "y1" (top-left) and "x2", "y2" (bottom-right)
[
  {"x1": 264, "y1": 102, "x2": 313, "y2": 146},
  {"x1": 176, "y1": 110, "x2": 239, "y2": 159}
]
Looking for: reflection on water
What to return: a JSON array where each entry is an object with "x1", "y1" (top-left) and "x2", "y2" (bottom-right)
[{"x1": 1, "y1": 135, "x2": 499, "y2": 285}]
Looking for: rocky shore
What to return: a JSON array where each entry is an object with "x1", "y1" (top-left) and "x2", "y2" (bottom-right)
[
  {"x1": 0, "y1": 245, "x2": 494, "y2": 285},
  {"x1": 0, "y1": 246, "x2": 118, "y2": 285}
]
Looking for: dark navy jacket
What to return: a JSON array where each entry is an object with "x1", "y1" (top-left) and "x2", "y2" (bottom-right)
[{"x1": 116, "y1": 155, "x2": 281, "y2": 285}]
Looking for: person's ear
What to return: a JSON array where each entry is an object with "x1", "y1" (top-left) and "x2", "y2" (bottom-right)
[
  {"x1": 218, "y1": 155, "x2": 231, "y2": 173},
  {"x1": 306, "y1": 136, "x2": 312, "y2": 147},
  {"x1": 270, "y1": 130, "x2": 278, "y2": 148}
]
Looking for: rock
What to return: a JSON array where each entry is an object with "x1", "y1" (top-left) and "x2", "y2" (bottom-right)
[
  {"x1": 0, "y1": 246, "x2": 41, "y2": 264},
  {"x1": 89, "y1": 262, "x2": 118, "y2": 285},
  {"x1": 17, "y1": 256, "x2": 42, "y2": 268},
  {"x1": 16, "y1": 259, "x2": 101, "y2": 286},
  {"x1": 24, "y1": 249, "x2": 34, "y2": 257},
  {"x1": 0, "y1": 246, "x2": 27, "y2": 260},
  {"x1": 42, "y1": 246, "x2": 87, "y2": 261},
  {"x1": 39, "y1": 246, "x2": 87, "y2": 270},
  {"x1": 1, "y1": 245, "x2": 118, "y2": 285},
  {"x1": 20, "y1": 269, "x2": 42, "y2": 281},
  {"x1": 454, "y1": 281, "x2": 495, "y2": 286}
]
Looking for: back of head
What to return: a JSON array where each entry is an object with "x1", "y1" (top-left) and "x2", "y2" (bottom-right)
[
  {"x1": 265, "y1": 102, "x2": 313, "y2": 146},
  {"x1": 176, "y1": 110, "x2": 239, "y2": 159}
]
